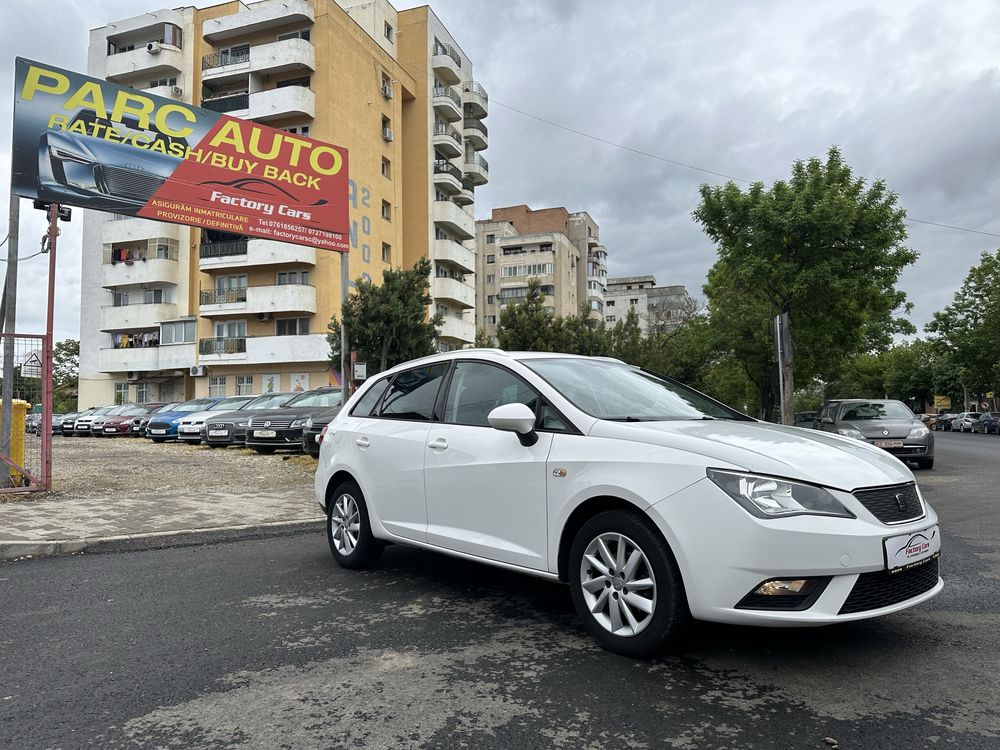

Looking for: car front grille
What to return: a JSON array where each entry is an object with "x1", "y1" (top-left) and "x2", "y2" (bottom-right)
[
  {"x1": 98, "y1": 165, "x2": 166, "y2": 202},
  {"x1": 839, "y1": 557, "x2": 940, "y2": 615},
  {"x1": 148, "y1": 421, "x2": 170, "y2": 431},
  {"x1": 249, "y1": 418, "x2": 293, "y2": 429},
  {"x1": 852, "y1": 483, "x2": 924, "y2": 524}
]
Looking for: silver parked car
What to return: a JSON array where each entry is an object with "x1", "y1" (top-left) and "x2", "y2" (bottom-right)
[
  {"x1": 951, "y1": 412, "x2": 982, "y2": 433},
  {"x1": 814, "y1": 399, "x2": 934, "y2": 469}
]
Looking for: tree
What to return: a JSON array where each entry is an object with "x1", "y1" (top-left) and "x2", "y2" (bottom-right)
[
  {"x1": 474, "y1": 330, "x2": 494, "y2": 348},
  {"x1": 560, "y1": 304, "x2": 610, "y2": 356},
  {"x1": 609, "y1": 307, "x2": 643, "y2": 364},
  {"x1": 496, "y1": 279, "x2": 562, "y2": 351},
  {"x1": 53, "y1": 339, "x2": 79, "y2": 412},
  {"x1": 695, "y1": 146, "x2": 916, "y2": 423},
  {"x1": 327, "y1": 258, "x2": 442, "y2": 375}
]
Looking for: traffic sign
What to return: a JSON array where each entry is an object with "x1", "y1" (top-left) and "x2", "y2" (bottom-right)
[{"x1": 20, "y1": 352, "x2": 42, "y2": 379}]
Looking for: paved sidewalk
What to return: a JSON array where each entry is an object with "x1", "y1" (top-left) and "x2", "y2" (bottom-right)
[{"x1": 0, "y1": 490, "x2": 325, "y2": 560}]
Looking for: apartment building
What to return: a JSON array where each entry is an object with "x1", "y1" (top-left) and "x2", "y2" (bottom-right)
[
  {"x1": 604, "y1": 275, "x2": 694, "y2": 333},
  {"x1": 79, "y1": 0, "x2": 486, "y2": 407},
  {"x1": 475, "y1": 205, "x2": 608, "y2": 340}
]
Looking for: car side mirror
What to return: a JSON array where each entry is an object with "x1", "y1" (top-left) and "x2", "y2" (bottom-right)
[
  {"x1": 487, "y1": 403, "x2": 538, "y2": 446},
  {"x1": 821, "y1": 417, "x2": 834, "y2": 424}
]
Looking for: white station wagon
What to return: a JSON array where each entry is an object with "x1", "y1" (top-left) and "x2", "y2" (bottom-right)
[{"x1": 314, "y1": 350, "x2": 943, "y2": 656}]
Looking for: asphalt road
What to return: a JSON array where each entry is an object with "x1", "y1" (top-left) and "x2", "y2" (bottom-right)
[{"x1": 2, "y1": 432, "x2": 998, "y2": 749}]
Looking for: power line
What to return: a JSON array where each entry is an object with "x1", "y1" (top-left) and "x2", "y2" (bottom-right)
[{"x1": 903, "y1": 218, "x2": 1000, "y2": 239}]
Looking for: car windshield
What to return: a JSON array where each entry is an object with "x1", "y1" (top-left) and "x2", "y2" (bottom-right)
[
  {"x1": 119, "y1": 406, "x2": 149, "y2": 416},
  {"x1": 213, "y1": 396, "x2": 253, "y2": 410},
  {"x1": 175, "y1": 399, "x2": 217, "y2": 412},
  {"x1": 245, "y1": 393, "x2": 295, "y2": 409},
  {"x1": 839, "y1": 402, "x2": 914, "y2": 420},
  {"x1": 90, "y1": 407, "x2": 114, "y2": 416},
  {"x1": 285, "y1": 390, "x2": 342, "y2": 408},
  {"x1": 522, "y1": 358, "x2": 748, "y2": 421},
  {"x1": 153, "y1": 402, "x2": 180, "y2": 413}
]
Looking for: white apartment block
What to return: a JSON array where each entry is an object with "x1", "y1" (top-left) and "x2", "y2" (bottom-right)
[{"x1": 604, "y1": 275, "x2": 694, "y2": 334}]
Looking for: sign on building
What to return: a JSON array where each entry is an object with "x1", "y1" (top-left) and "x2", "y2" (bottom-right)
[{"x1": 11, "y1": 58, "x2": 349, "y2": 251}]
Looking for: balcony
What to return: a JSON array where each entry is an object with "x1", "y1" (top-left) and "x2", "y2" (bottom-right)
[
  {"x1": 587, "y1": 236, "x2": 600, "y2": 248},
  {"x1": 198, "y1": 238, "x2": 317, "y2": 270},
  {"x1": 202, "y1": 38, "x2": 315, "y2": 82},
  {"x1": 106, "y1": 45, "x2": 183, "y2": 83},
  {"x1": 202, "y1": 0, "x2": 315, "y2": 42},
  {"x1": 100, "y1": 302, "x2": 177, "y2": 333},
  {"x1": 432, "y1": 160, "x2": 462, "y2": 195},
  {"x1": 101, "y1": 254, "x2": 178, "y2": 289},
  {"x1": 159, "y1": 343, "x2": 196, "y2": 371},
  {"x1": 464, "y1": 153, "x2": 489, "y2": 186},
  {"x1": 432, "y1": 86, "x2": 462, "y2": 122},
  {"x1": 201, "y1": 86, "x2": 315, "y2": 122},
  {"x1": 431, "y1": 41, "x2": 461, "y2": 85},
  {"x1": 145, "y1": 84, "x2": 184, "y2": 100},
  {"x1": 463, "y1": 81, "x2": 488, "y2": 119},
  {"x1": 199, "y1": 284, "x2": 317, "y2": 316},
  {"x1": 438, "y1": 315, "x2": 475, "y2": 344},
  {"x1": 432, "y1": 123, "x2": 463, "y2": 158},
  {"x1": 103, "y1": 216, "x2": 186, "y2": 245},
  {"x1": 198, "y1": 334, "x2": 329, "y2": 364},
  {"x1": 98, "y1": 346, "x2": 160, "y2": 373},
  {"x1": 432, "y1": 276, "x2": 475, "y2": 309},
  {"x1": 432, "y1": 238, "x2": 475, "y2": 274},
  {"x1": 433, "y1": 200, "x2": 475, "y2": 240},
  {"x1": 463, "y1": 119, "x2": 488, "y2": 151},
  {"x1": 453, "y1": 180, "x2": 474, "y2": 206}
]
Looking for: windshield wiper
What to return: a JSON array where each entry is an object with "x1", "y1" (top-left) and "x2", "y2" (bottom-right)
[{"x1": 604, "y1": 416, "x2": 657, "y2": 422}]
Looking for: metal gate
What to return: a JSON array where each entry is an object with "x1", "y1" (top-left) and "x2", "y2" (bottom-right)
[{"x1": 0, "y1": 333, "x2": 49, "y2": 491}]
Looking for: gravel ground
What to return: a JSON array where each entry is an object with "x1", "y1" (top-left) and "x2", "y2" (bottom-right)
[{"x1": 9, "y1": 434, "x2": 316, "y2": 502}]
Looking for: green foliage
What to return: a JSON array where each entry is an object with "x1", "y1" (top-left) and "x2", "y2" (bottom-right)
[
  {"x1": 695, "y1": 146, "x2": 917, "y2": 418},
  {"x1": 473, "y1": 329, "x2": 494, "y2": 348},
  {"x1": 496, "y1": 279, "x2": 562, "y2": 352},
  {"x1": 327, "y1": 258, "x2": 442, "y2": 375},
  {"x1": 925, "y1": 249, "x2": 1000, "y2": 393},
  {"x1": 53, "y1": 339, "x2": 79, "y2": 412}
]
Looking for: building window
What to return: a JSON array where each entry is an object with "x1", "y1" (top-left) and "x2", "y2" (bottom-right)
[
  {"x1": 149, "y1": 76, "x2": 177, "y2": 88},
  {"x1": 630, "y1": 298, "x2": 639, "y2": 305},
  {"x1": 381, "y1": 200, "x2": 391, "y2": 220},
  {"x1": 161, "y1": 319, "x2": 196, "y2": 345},
  {"x1": 208, "y1": 376, "x2": 227, "y2": 397},
  {"x1": 606, "y1": 300, "x2": 615, "y2": 307},
  {"x1": 236, "y1": 375, "x2": 253, "y2": 395},
  {"x1": 606, "y1": 315, "x2": 616, "y2": 323},
  {"x1": 114, "y1": 382, "x2": 129, "y2": 405},
  {"x1": 539, "y1": 243, "x2": 552, "y2": 253},
  {"x1": 502, "y1": 246, "x2": 524, "y2": 256},
  {"x1": 277, "y1": 29, "x2": 310, "y2": 41},
  {"x1": 486, "y1": 274, "x2": 495, "y2": 284},
  {"x1": 382, "y1": 243, "x2": 392, "y2": 263},
  {"x1": 501, "y1": 263, "x2": 554, "y2": 277},
  {"x1": 136, "y1": 383, "x2": 153, "y2": 403},
  {"x1": 277, "y1": 270, "x2": 309, "y2": 285},
  {"x1": 486, "y1": 315, "x2": 496, "y2": 324},
  {"x1": 282, "y1": 124, "x2": 311, "y2": 138},
  {"x1": 381, "y1": 157, "x2": 391, "y2": 178},
  {"x1": 486, "y1": 234, "x2": 495, "y2": 244},
  {"x1": 384, "y1": 21, "x2": 394, "y2": 41},
  {"x1": 486, "y1": 295, "x2": 494, "y2": 304},
  {"x1": 486, "y1": 254, "x2": 495, "y2": 264},
  {"x1": 276, "y1": 317, "x2": 310, "y2": 336}
]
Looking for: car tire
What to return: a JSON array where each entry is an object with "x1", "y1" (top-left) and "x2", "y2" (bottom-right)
[
  {"x1": 917, "y1": 459, "x2": 934, "y2": 470},
  {"x1": 326, "y1": 480, "x2": 384, "y2": 569},
  {"x1": 568, "y1": 510, "x2": 689, "y2": 658},
  {"x1": 253, "y1": 447, "x2": 276, "y2": 455}
]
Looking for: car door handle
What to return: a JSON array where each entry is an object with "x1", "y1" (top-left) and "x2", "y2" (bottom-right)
[
  {"x1": 355, "y1": 437, "x2": 370, "y2": 448},
  {"x1": 428, "y1": 438, "x2": 448, "y2": 450}
]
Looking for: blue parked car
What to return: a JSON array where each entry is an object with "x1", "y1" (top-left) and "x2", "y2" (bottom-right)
[
  {"x1": 145, "y1": 397, "x2": 226, "y2": 443},
  {"x1": 972, "y1": 412, "x2": 1000, "y2": 435}
]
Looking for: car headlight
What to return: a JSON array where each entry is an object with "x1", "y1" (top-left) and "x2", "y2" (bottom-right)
[
  {"x1": 707, "y1": 469, "x2": 855, "y2": 519},
  {"x1": 907, "y1": 426, "x2": 930, "y2": 439},
  {"x1": 49, "y1": 144, "x2": 93, "y2": 165},
  {"x1": 837, "y1": 427, "x2": 865, "y2": 440},
  {"x1": 236, "y1": 421, "x2": 248, "y2": 427},
  {"x1": 290, "y1": 418, "x2": 306, "y2": 429},
  {"x1": 304, "y1": 416, "x2": 313, "y2": 428}
]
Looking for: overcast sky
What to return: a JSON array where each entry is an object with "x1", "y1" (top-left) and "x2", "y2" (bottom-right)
[{"x1": 2, "y1": 0, "x2": 999, "y2": 343}]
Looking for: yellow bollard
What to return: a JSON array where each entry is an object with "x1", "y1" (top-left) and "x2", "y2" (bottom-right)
[{"x1": 2, "y1": 399, "x2": 30, "y2": 485}]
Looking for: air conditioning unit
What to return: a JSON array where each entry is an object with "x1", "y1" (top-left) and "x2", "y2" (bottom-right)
[
  {"x1": 381, "y1": 83, "x2": 393, "y2": 100},
  {"x1": 170, "y1": 85, "x2": 183, "y2": 96},
  {"x1": 190, "y1": 365, "x2": 207, "y2": 377},
  {"x1": 382, "y1": 127, "x2": 394, "y2": 142},
  {"x1": 126, "y1": 371, "x2": 140, "y2": 382},
  {"x1": 146, "y1": 41, "x2": 162, "y2": 54},
  {"x1": 256, "y1": 312, "x2": 272, "y2": 321}
]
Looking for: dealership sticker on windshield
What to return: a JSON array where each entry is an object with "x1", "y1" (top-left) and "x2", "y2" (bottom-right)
[{"x1": 884, "y1": 525, "x2": 940, "y2": 574}]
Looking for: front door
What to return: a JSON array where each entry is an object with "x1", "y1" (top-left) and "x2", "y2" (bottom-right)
[{"x1": 424, "y1": 361, "x2": 551, "y2": 570}]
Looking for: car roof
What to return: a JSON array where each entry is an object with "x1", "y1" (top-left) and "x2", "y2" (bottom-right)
[{"x1": 376, "y1": 349, "x2": 626, "y2": 375}]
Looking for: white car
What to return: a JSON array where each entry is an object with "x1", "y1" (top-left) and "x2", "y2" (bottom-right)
[
  {"x1": 314, "y1": 351, "x2": 943, "y2": 657},
  {"x1": 176, "y1": 395, "x2": 257, "y2": 444},
  {"x1": 950, "y1": 412, "x2": 982, "y2": 433}
]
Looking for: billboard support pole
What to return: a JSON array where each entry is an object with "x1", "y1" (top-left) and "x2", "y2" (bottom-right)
[
  {"x1": 340, "y1": 252, "x2": 349, "y2": 405},
  {"x1": 40, "y1": 204, "x2": 59, "y2": 491},
  {"x1": 0, "y1": 195, "x2": 20, "y2": 488}
]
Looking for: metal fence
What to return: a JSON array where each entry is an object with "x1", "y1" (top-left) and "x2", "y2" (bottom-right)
[{"x1": 0, "y1": 333, "x2": 48, "y2": 491}]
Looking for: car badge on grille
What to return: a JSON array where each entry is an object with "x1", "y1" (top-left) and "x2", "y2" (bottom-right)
[
  {"x1": 882, "y1": 429, "x2": 890, "y2": 436},
  {"x1": 264, "y1": 420, "x2": 271, "y2": 428},
  {"x1": 895, "y1": 493, "x2": 906, "y2": 512}
]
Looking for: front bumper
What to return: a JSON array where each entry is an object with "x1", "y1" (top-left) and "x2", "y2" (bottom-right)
[
  {"x1": 646, "y1": 477, "x2": 942, "y2": 626},
  {"x1": 177, "y1": 425, "x2": 204, "y2": 443},
  {"x1": 245, "y1": 427, "x2": 304, "y2": 450},
  {"x1": 302, "y1": 427, "x2": 322, "y2": 456}
]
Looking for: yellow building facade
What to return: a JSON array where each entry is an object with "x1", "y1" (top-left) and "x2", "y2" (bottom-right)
[{"x1": 78, "y1": 0, "x2": 486, "y2": 407}]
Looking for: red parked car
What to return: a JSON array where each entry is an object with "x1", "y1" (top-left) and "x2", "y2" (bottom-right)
[{"x1": 101, "y1": 403, "x2": 166, "y2": 437}]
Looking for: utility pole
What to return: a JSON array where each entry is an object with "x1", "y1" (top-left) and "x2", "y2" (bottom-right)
[
  {"x1": 340, "y1": 252, "x2": 349, "y2": 405},
  {"x1": 40, "y1": 203, "x2": 62, "y2": 490},
  {"x1": 0, "y1": 196, "x2": 20, "y2": 487},
  {"x1": 774, "y1": 312, "x2": 794, "y2": 425}
]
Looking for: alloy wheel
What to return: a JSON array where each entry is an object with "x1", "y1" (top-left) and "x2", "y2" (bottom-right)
[
  {"x1": 580, "y1": 532, "x2": 657, "y2": 637},
  {"x1": 330, "y1": 493, "x2": 361, "y2": 555}
]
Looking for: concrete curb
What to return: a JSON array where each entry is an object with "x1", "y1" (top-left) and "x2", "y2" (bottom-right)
[{"x1": 0, "y1": 517, "x2": 326, "y2": 561}]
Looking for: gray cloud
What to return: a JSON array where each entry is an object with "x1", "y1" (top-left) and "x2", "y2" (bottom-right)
[{"x1": 1, "y1": 0, "x2": 997, "y2": 344}]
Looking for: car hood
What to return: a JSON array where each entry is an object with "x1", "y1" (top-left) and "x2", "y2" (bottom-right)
[
  {"x1": 248, "y1": 406, "x2": 329, "y2": 420},
  {"x1": 104, "y1": 415, "x2": 139, "y2": 425},
  {"x1": 180, "y1": 408, "x2": 244, "y2": 423},
  {"x1": 204, "y1": 409, "x2": 255, "y2": 423},
  {"x1": 587, "y1": 418, "x2": 913, "y2": 491},
  {"x1": 838, "y1": 418, "x2": 920, "y2": 439}
]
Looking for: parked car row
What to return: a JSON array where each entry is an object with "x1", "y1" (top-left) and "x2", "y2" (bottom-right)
[
  {"x1": 929, "y1": 411, "x2": 998, "y2": 434},
  {"x1": 54, "y1": 387, "x2": 343, "y2": 457}
]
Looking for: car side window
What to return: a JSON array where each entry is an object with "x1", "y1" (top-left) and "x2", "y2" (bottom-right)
[
  {"x1": 377, "y1": 364, "x2": 449, "y2": 421},
  {"x1": 443, "y1": 362, "x2": 539, "y2": 428},
  {"x1": 351, "y1": 377, "x2": 391, "y2": 417}
]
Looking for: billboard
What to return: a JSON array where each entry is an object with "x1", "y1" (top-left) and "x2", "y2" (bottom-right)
[{"x1": 11, "y1": 58, "x2": 349, "y2": 251}]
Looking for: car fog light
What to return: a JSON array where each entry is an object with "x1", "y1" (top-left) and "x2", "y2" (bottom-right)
[
  {"x1": 755, "y1": 579, "x2": 808, "y2": 595},
  {"x1": 736, "y1": 576, "x2": 832, "y2": 611}
]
